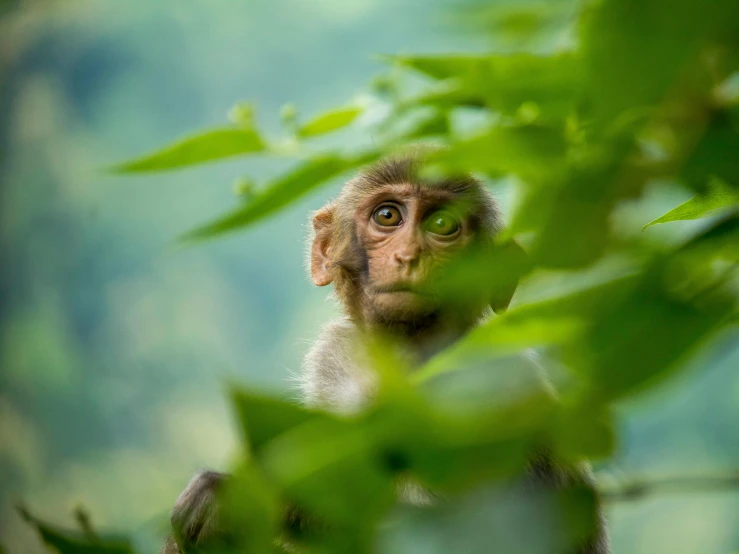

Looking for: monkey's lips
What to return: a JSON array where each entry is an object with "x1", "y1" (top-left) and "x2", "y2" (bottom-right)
[
  {"x1": 373, "y1": 282, "x2": 434, "y2": 297},
  {"x1": 374, "y1": 282, "x2": 436, "y2": 306},
  {"x1": 371, "y1": 283, "x2": 439, "y2": 318}
]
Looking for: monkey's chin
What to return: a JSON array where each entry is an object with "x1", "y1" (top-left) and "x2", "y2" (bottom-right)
[{"x1": 369, "y1": 291, "x2": 438, "y2": 323}]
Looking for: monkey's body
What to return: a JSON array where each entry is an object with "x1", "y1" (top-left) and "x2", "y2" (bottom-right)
[
  {"x1": 300, "y1": 317, "x2": 377, "y2": 414},
  {"x1": 163, "y1": 154, "x2": 610, "y2": 554},
  {"x1": 301, "y1": 316, "x2": 610, "y2": 554}
]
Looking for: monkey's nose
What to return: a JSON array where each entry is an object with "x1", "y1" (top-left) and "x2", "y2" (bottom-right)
[{"x1": 393, "y1": 246, "x2": 421, "y2": 266}]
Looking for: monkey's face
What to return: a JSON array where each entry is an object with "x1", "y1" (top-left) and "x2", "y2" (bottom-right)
[{"x1": 353, "y1": 183, "x2": 477, "y2": 323}]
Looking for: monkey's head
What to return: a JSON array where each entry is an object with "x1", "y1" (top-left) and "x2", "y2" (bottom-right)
[{"x1": 309, "y1": 154, "x2": 521, "y2": 331}]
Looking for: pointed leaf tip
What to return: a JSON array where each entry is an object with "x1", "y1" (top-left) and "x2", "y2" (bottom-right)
[{"x1": 643, "y1": 181, "x2": 739, "y2": 230}]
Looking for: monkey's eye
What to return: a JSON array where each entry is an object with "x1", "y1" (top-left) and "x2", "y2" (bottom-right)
[
  {"x1": 424, "y1": 211, "x2": 460, "y2": 236},
  {"x1": 373, "y1": 206, "x2": 403, "y2": 227}
]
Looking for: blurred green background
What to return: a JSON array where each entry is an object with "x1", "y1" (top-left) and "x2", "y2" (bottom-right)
[{"x1": 1, "y1": 1, "x2": 738, "y2": 553}]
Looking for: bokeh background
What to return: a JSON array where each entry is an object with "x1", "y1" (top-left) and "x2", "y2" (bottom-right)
[{"x1": 1, "y1": 1, "x2": 738, "y2": 553}]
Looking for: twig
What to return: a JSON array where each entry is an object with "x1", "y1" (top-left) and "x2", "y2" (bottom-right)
[
  {"x1": 73, "y1": 505, "x2": 98, "y2": 542},
  {"x1": 599, "y1": 471, "x2": 739, "y2": 502}
]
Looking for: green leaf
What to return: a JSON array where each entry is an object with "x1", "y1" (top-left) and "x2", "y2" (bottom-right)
[
  {"x1": 182, "y1": 150, "x2": 379, "y2": 240},
  {"x1": 231, "y1": 387, "x2": 327, "y2": 453},
  {"x1": 19, "y1": 507, "x2": 135, "y2": 554},
  {"x1": 643, "y1": 180, "x2": 739, "y2": 229},
  {"x1": 390, "y1": 53, "x2": 573, "y2": 82},
  {"x1": 379, "y1": 482, "x2": 575, "y2": 554},
  {"x1": 569, "y1": 219, "x2": 739, "y2": 399},
  {"x1": 410, "y1": 79, "x2": 487, "y2": 109},
  {"x1": 217, "y1": 462, "x2": 281, "y2": 552},
  {"x1": 553, "y1": 402, "x2": 616, "y2": 461},
  {"x1": 416, "y1": 277, "x2": 634, "y2": 383},
  {"x1": 681, "y1": 109, "x2": 739, "y2": 191},
  {"x1": 259, "y1": 417, "x2": 395, "y2": 525},
  {"x1": 401, "y1": 110, "x2": 450, "y2": 139},
  {"x1": 458, "y1": 2, "x2": 571, "y2": 45},
  {"x1": 431, "y1": 124, "x2": 568, "y2": 181},
  {"x1": 511, "y1": 143, "x2": 653, "y2": 268},
  {"x1": 297, "y1": 106, "x2": 363, "y2": 138},
  {"x1": 389, "y1": 53, "x2": 582, "y2": 117},
  {"x1": 579, "y1": 0, "x2": 739, "y2": 130},
  {"x1": 110, "y1": 127, "x2": 265, "y2": 173}
]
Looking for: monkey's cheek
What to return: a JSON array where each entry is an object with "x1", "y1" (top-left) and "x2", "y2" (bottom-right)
[{"x1": 371, "y1": 291, "x2": 437, "y2": 320}]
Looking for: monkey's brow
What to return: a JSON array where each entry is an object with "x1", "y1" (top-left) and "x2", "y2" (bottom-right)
[{"x1": 365, "y1": 183, "x2": 464, "y2": 203}]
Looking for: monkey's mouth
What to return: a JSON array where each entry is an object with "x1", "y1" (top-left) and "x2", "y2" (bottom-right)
[{"x1": 373, "y1": 283, "x2": 435, "y2": 298}]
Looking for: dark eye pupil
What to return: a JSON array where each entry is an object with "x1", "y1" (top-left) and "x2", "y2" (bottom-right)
[
  {"x1": 374, "y1": 206, "x2": 401, "y2": 226},
  {"x1": 435, "y1": 217, "x2": 448, "y2": 228}
]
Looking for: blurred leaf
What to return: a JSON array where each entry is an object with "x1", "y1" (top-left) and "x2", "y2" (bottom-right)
[
  {"x1": 259, "y1": 417, "x2": 395, "y2": 526},
  {"x1": 643, "y1": 179, "x2": 739, "y2": 229},
  {"x1": 556, "y1": 483, "x2": 601, "y2": 549},
  {"x1": 687, "y1": 211, "x2": 739, "y2": 262},
  {"x1": 388, "y1": 52, "x2": 571, "y2": 82},
  {"x1": 452, "y1": 1, "x2": 575, "y2": 46},
  {"x1": 681, "y1": 108, "x2": 739, "y2": 191},
  {"x1": 19, "y1": 507, "x2": 135, "y2": 554},
  {"x1": 412, "y1": 238, "x2": 533, "y2": 318},
  {"x1": 402, "y1": 110, "x2": 450, "y2": 139},
  {"x1": 182, "y1": 151, "x2": 379, "y2": 240},
  {"x1": 297, "y1": 106, "x2": 363, "y2": 138},
  {"x1": 569, "y1": 218, "x2": 739, "y2": 399},
  {"x1": 379, "y1": 482, "x2": 575, "y2": 554},
  {"x1": 512, "y1": 143, "x2": 653, "y2": 267},
  {"x1": 410, "y1": 79, "x2": 487, "y2": 109},
  {"x1": 488, "y1": 8, "x2": 550, "y2": 40},
  {"x1": 378, "y1": 107, "x2": 453, "y2": 144},
  {"x1": 574, "y1": 274, "x2": 733, "y2": 399},
  {"x1": 217, "y1": 462, "x2": 281, "y2": 553},
  {"x1": 417, "y1": 276, "x2": 635, "y2": 383},
  {"x1": 365, "y1": 381, "x2": 541, "y2": 491},
  {"x1": 110, "y1": 128, "x2": 265, "y2": 173},
  {"x1": 412, "y1": 434, "x2": 533, "y2": 493},
  {"x1": 389, "y1": 53, "x2": 583, "y2": 117},
  {"x1": 431, "y1": 124, "x2": 567, "y2": 180},
  {"x1": 231, "y1": 388, "x2": 325, "y2": 454},
  {"x1": 579, "y1": 0, "x2": 739, "y2": 130},
  {"x1": 553, "y1": 402, "x2": 616, "y2": 461}
]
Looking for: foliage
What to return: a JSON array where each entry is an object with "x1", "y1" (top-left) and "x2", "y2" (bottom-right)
[
  {"x1": 19, "y1": 507, "x2": 135, "y2": 554},
  {"x1": 642, "y1": 178, "x2": 739, "y2": 229},
  {"x1": 24, "y1": 0, "x2": 739, "y2": 552}
]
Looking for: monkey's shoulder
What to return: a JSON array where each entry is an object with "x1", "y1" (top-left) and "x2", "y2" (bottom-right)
[{"x1": 300, "y1": 318, "x2": 376, "y2": 413}]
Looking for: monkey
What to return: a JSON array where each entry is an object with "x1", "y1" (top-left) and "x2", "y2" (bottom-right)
[{"x1": 162, "y1": 153, "x2": 610, "y2": 554}]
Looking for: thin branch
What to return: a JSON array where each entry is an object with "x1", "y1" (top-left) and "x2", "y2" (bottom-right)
[{"x1": 599, "y1": 471, "x2": 739, "y2": 502}]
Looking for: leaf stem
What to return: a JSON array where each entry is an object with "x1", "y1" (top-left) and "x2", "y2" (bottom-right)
[{"x1": 599, "y1": 471, "x2": 739, "y2": 502}]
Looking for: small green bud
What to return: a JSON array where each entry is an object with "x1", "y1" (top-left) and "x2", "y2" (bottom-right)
[
  {"x1": 280, "y1": 103, "x2": 298, "y2": 126},
  {"x1": 233, "y1": 178, "x2": 256, "y2": 199},
  {"x1": 229, "y1": 102, "x2": 255, "y2": 127}
]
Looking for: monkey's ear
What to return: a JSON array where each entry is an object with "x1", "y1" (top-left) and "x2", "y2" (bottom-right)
[
  {"x1": 490, "y1": 240, "x2": 530, "y2": 314},
  {"x1": 311, "y1": 206, "x2": 334, "y2": 287}
]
